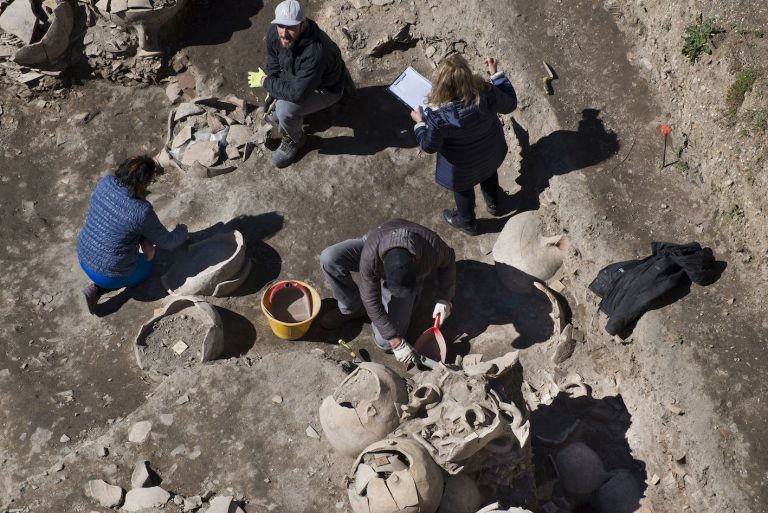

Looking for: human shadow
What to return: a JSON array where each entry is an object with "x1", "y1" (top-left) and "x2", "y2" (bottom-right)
[
  {"x1": 427, "y1": 260, "x2": 554, "y2": 357},
  {"x1": 167, "y1": 0, "x2": 264, "y2": 53},
  {"x1": 216, "y1": 306, "x2": 257, "y2": 357},
  {"x1": 97, "y1": 213, "x2": 283, "y2": 316},
  {"x1": 303, "y1": 298, "x2": 365, "y2": 344},
  {"x1": 511, "y1": 109, "x2": 620, "y2": 213},
  {"x1": 302, "y1": 86, "x2": 418, "y2": 157},
  {"x1": 530, "y1": 393, "x2": 647, "y2": 513}
]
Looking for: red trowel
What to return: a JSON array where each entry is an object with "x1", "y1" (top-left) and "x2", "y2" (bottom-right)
[{"x1": 408, "y1": 314, "x2": 448, "y2": 372}]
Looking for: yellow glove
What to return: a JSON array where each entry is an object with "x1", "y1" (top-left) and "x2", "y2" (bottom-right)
[{"x1": 248, "y1": 68, "x2": 267, "y2": 88}]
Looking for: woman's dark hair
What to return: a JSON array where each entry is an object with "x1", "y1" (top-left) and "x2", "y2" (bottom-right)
[{"x1": 114, "y1": 156, "x2": 160, "y2": 198}]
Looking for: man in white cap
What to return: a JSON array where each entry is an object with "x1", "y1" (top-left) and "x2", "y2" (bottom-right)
[{"x1": 252, "y1": 0, "x2": 349, "y2": 168}]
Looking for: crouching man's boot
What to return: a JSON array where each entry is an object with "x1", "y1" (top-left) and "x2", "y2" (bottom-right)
[{"x1": 271, "y1": 133, "x2": 306, "y2": 168}]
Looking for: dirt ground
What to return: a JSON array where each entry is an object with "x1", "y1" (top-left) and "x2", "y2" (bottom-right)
[{"x1": 1, "y1": 0, "x2": 766, "y2": 512}]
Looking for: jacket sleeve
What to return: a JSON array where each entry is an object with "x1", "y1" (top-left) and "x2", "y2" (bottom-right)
[
  {"x1": 140, "y1": 208, "x2": 186, "y2": 250},
  {"x1": 359, "y1": 257, "x2": 400, "y2": 342},
  {"x1": 490, "y1": 71, "x2": 517, "y2": 114},
  {"x1": 264, "y1": 42, "x2": 324, "y2": 103},
  {"x1": 265, "y1": 25, "x2": 281, "y2": 77},
  {"x1": 414, "y1": 115, "x2": 444, "y2": 154},
  {"x1": 435, "y1": 243, "x2": 456, "y2": 302}
]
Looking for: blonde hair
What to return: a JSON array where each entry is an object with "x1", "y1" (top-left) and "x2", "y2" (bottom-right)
[{"x1": 427, "y1": 54, "x2": 490, "y2": 108}]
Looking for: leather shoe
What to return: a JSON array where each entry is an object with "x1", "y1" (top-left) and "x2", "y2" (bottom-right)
[{"x1": 442, "y1": 209, "x2": 478, "y2": 236}]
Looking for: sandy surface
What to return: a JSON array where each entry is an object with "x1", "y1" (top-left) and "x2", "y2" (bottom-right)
[{"x1": 0, "y1": 0, "x2": 766, "y2": 512}]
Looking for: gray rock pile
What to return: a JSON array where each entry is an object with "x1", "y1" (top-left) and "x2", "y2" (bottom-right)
[{"x1": 85, "y1": 458, "x2": 247, "y2": 512}]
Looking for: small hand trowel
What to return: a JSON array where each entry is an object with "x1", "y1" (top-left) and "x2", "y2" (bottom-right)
[{"x1": 407, "y1": 314, "x2": 448, "y2": 373}]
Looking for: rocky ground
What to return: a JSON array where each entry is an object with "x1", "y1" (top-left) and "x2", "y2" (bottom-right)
[{"x1": 0, "y1": 0, "x2": 766, "y2": 512}]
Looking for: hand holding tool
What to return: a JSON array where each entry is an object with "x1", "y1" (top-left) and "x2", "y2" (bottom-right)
[
  {"x1": 393, "y1": 341, "x2": 416, "y2": 365},
  {"x1": 432, "y1": 301, "x2": 451, "y2": 326}
]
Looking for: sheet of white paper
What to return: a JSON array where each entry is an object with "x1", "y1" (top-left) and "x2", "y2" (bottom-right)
[{"x1": 388, "y1": 66, "x2": 432, "y2": 110}]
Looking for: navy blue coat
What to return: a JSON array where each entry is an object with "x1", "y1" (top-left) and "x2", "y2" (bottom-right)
[{"x1": 415, "y1": 72, "x2": 517, "y2": 192}]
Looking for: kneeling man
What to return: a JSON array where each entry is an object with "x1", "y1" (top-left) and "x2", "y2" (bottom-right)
[
  {"x1": 320, "y1": 219, "x2": 455, "y2": 365},
  {"x1": 259, "y1": 0, "x2": 348, "y2": 168}
]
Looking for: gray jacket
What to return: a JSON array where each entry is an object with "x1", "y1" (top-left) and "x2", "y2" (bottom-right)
[{"x1": 359, "y1": 219, "x2": 456, "y2": 340}]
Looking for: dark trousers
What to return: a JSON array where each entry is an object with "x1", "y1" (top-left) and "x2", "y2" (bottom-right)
[{"x1": 453, "y1": 172, "x2": 500, "y2": 224}]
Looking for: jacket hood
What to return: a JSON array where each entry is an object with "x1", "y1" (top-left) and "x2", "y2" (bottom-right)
[{"x1": 425, "y1": 95, "x2": 490, "y2": 129}]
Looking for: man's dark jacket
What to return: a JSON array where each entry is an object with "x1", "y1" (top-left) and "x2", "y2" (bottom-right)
[
  {"x1": 264, "y1": 19, "x2": 346, "y2": 103},
  {"x1": 360, "y1": 219, "x2": 456, "y2": 341},
  {"x1": 589, "y1": 242, "x2": 718, "y2": 336}
]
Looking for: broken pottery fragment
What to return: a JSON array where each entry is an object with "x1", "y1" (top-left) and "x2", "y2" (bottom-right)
[
  {"x1": 533, "y1": 282, "x2": 566, "y2": 335},
  {"x1": 348, "y1": 438, "x2": 444, "y2": 513},
  {"x1": 134, "y1": 296, "x2": 224, "y2": 375},
  {"x1": 436, "y1": 474, "x2": 481, "y2": 513},
  {"x1": 161, "y1": 230, "x2": 247, "y2": 296},
  {"x1": 211, "y1": 256, "x2": 252, "y2": 297},
  {"x1": 319, "y1": 362, "x2": 408, "y2": 458},
  {"x1": 551, "y1": 324, "x2": 576, "y2": 364},
  {"x1": 161, "y1": 96, "x2": 254, "y2": 175},
  {"x1": 394, "y1": 353, "x2": 531, "y2": 478},
  {"x1": 172, "y1": 126, "x2": 193, "y2": 148},
  {"x1": 493, "y1": 212, "x2": 569, "y2": 294},
  {"x1": 554, "y1": 442, "x2": 611, "y2": 497},
  {"x1": 0, "y1": 0, "x2": 37, "y2": 44},
  {"x1": 94, "y1": 0, "x2": 189, "y2": 56},
  {"x1": 13, "y1": 1, "x2": 74, "y2": 66},
  {"x1": 181, "y1": 140, "x2": 220, "y2": 167},
  {"x1": 226, "y1": 124, "x2": 252, "y2": 148}
]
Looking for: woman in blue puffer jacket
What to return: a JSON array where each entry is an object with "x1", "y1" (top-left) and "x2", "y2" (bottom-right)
[
  {"x1": 77, "y1": 156, "x2": 188, "y2": 315},
  {"x1": 411, "y1": 54, "x2": 517, "y2": 235}
]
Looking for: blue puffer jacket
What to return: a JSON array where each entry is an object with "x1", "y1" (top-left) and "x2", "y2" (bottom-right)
[
  {"x1": 77, "y1": 176, "x2": 186, "y2": 277},
  {"x1": 414, "y1": 72, "x2": 517, "y2": 192}
]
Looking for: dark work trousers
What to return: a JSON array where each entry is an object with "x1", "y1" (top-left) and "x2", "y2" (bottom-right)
[{"x1": 453, "y1": 172, "x2": 500, "y2": 224}]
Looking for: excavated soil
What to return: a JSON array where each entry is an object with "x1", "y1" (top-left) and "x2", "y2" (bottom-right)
[
  {"x1": 0, "y1": 0, "x2": 766, "y2": 512},
  {"x1": 141, "y1": 308, "x2": 209, "y2": 375}
]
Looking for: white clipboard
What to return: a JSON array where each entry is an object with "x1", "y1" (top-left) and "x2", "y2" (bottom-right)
[{"x1": 388, "y1": 66, "x2": 432, "y2": 111}]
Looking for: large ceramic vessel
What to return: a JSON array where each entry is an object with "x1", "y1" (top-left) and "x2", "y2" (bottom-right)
[{"x1": 94, "y1": 0, "x2": 189, "y2": 56}]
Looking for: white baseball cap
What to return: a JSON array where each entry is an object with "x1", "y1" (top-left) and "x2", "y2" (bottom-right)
[{"x1": 272, "y1": 0, "x2": 305, "y2": 26}]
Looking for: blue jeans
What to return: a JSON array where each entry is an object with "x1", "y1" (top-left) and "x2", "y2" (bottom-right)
[
  {"x1": 80, "y1": 255, "x2": 153, "y2": 289},
  {"x1": 275, "y1": 89, "x2": 343, "y2": 142}
]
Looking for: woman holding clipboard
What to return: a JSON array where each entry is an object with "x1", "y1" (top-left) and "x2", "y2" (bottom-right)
[{"x1": 411, "y1": 54, "x2": 517, "y2": 235}]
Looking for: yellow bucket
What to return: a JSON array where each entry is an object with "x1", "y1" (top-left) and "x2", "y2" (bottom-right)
[{"x1": 261, "y1": 280, "x2": 321, "y2": 340}]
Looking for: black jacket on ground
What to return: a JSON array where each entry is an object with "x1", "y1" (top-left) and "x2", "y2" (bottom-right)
[
  {"x1": 264, "y1": 19, "x2": 346, "y2": 103},
  {"x1": 589, "y1": 242, "x2": 718, "y2": 336}
]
